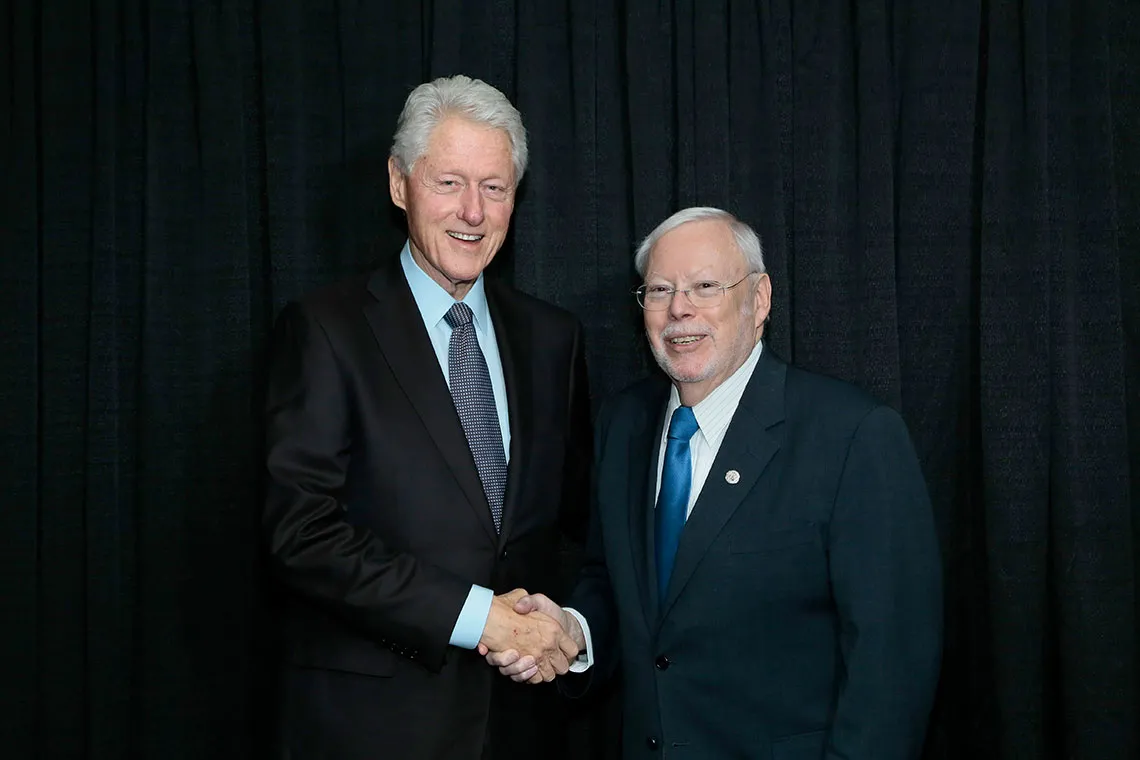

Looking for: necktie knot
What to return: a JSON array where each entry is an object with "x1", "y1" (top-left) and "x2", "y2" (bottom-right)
[
  {"x1": 667, "y1": 406, "x2": 699, "y2": 441},
  {"x1": 445, "y1": 301, "x2": 474, "y2": 329}
]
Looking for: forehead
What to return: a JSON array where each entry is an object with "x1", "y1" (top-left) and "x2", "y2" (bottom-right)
[
  {"x1": 645, "y1": 219, "x2": 743, "y2": 278},
  {"x1": 421, "y1": 117, "x2": 514, "y2": 178}
]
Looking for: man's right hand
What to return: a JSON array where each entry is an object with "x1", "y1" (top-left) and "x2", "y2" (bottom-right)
[
  {"x1": 477, "y1": 590, "x2": 579, "y2": 682},
  {"x1": 479, "y1": 593, "x2": 585, "y2": 684}
]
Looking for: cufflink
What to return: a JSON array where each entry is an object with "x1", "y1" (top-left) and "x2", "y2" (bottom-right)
[{"x1": 725, "y1": 469, "x2": 740, "y2": 484}]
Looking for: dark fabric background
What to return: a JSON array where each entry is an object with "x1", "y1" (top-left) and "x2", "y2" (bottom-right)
[{"x1": 2, "y1": 1, "x2": 1137, "y2": 758}]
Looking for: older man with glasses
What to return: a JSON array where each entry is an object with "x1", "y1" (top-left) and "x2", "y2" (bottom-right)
[{"x1": 488, "y1": 206, "x2": 943, "y2": 760}]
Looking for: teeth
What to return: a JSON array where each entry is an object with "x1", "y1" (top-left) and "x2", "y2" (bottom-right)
[
  {"x1": 448, "y1": 232, "x2": 483, "y2": 242},
  {"x1": 670, "y1": 336, "x2": 701, "y2": 344}
]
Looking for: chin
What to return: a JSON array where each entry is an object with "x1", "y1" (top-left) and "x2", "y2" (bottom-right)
[
  {"x1": 441, "y1": 258, "x2": 488, "y2": 281},
  {"x1": 673, "y1": 369, "x2": 715, "y2": 384},
  {"x1": 673, "y1": 352, "x2": 715, "y2": 377},
  {"x1": 655, "y1": 354, "x2": 714, "y2": 385},
  {"x1": 450, "y1": 249, "x2": 493, "y2": 269}
]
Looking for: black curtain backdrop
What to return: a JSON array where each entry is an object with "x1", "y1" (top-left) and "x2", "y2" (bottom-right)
[{"x1": 2, "y1": 1, "x2": 1138, "y2": 758}]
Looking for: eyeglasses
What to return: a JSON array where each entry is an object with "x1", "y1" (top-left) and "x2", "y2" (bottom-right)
[{"x1": 633, "y1": 272, "x2": 758, "y2": 311}]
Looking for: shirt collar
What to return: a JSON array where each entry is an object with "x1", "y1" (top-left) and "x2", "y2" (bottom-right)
[
  {"x1": 400, "y1": 240, "x2": 491, "y2": 332},
  {"x1": 665, "y1": 339, "x2": 765, "y2": 449}
]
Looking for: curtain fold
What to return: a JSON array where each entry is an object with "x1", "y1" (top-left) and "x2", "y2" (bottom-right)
[{"x1": 2, "y1": 1, "x2": 1136, "y2": 757}]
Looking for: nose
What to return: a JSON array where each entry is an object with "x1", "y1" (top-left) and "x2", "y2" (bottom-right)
[
  {"x1": 457, "y1": 185, "x2": 485, "y2": 226},
  {"x1": 666, "y1": 288, "x2": 696, "y2": 320}
]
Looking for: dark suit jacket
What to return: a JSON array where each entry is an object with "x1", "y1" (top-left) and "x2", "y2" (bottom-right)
[
  {"x1": 568, "y1": 347, "x2": 942, "y2": 760},
  {"x1": 263, "y1": 255, "x2": 592, "y2": 760}
]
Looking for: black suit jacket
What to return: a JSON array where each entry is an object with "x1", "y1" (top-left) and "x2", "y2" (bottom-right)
[
  {"x1": 569, "y1": 347, "x2": 942, "y2": 760},
  {"x1": 263, "y1": 255, "x2": 592, "y2": 759}
]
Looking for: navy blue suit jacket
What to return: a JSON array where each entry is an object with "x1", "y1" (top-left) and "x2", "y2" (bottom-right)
[{"x1": 569, "y1": 347, "x2": 942, "y2": 759}]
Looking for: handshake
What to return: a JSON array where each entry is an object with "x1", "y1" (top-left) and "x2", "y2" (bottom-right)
[{"x1": 476, "y1": 589, "x2": 586, "y2": 684}]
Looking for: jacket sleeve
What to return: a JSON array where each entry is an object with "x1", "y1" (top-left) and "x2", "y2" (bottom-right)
[
  {"x1": 262, "y1": 301, "x2": 471, "y2": 671},
  {"x1": 826, "y1": 404, "x2": 943, "y2": 759},
  {"x1": 554, "y1": 322, "x2": 594, "y2": 585},
  {"x1": 561, "y1": 396, "x2": 622, "y2": 697}
]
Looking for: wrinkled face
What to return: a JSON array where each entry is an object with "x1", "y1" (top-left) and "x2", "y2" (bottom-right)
[
  {"x1": 389, "y1": 117, "x2": 516, "y2": 298},
  {"x1": 643, "y1": 219, "x2": 771, "y2": 404}
]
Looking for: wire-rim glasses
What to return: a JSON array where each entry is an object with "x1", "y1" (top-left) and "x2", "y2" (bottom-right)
[{"x1": 633, "y1": 272, "x2": 758, "y2": 311}]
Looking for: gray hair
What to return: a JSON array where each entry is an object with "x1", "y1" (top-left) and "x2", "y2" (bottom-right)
[
  {"x1": 634, "y1": 207, "x2": 766, "y2": 277},
  {"x1": 390, "y1": 75, "x2": 528, "y2": 182}
]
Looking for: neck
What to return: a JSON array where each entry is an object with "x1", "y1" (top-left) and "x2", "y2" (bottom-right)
[
  {"x1": 410, "y1": 245, "x2": 476, "y2": 299},
  {"x1": 446, "y1": 279, "x2": 476, "y2": 300},
  {"x1": 675, "y1": 381, "x2": 714, "y2": 408}
]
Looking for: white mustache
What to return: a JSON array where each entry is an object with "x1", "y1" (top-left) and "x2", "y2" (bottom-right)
[{"x1": 658, "y1": 322, "x2": 714, "y2": 340}]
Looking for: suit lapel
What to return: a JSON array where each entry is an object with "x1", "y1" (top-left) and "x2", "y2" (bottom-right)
[
  {"x1": 485, "y1": 282, "x2": 532, "y2": 548},
  {"x1": 628, "y1": 382, "x2": 670, "y2": 626},
  {"x1": 363, "y1": 259, "x2": 497, "y2": 543},
  {"x1": 658, "y1": 350, "x2": 787, "y2": 619}
]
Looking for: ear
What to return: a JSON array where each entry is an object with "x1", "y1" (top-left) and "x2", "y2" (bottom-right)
[
  {"x1": 753, "y1": 273, "x2": 772, "y2": 333},
  {"x1": 388, "y1": 156, "x2": 408, "y2": 211}
]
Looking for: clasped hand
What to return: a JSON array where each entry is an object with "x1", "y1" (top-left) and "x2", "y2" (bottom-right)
[{"x1": 477, "y1": 590, "x2": 583, "y2": 684}]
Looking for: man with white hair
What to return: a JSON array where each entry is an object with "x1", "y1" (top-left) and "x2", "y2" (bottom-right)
[
  {"x1": 491, "y1": 207, "x2": 943, "y2": 759},
  {"x1": 263, "y1": 75, "x2": 591, "y2": 759}
]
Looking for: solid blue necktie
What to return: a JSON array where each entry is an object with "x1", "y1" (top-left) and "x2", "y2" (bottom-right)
[
  {"x1": 445, "y1": 302, "x2": 507, "y2": 531},
  {"x1": 655, "y1": 405, "x2": 699, "y2": 599}
]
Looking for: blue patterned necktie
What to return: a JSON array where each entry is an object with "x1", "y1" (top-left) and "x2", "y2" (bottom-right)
[
  {"x1": 445, "y1": 302, "x2": 507, "y2": 531},
  {"x1": 655, "y1": 405, "x2": 699, "y2": 599}
]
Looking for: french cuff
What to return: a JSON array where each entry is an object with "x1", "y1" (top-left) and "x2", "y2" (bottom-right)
[{"x1": 563, "y1": 607, "x2": 594, "y2": 672}]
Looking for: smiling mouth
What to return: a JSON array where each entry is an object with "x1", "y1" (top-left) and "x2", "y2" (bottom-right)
[
  {"x1": 448, "y1": 231, "x2": 483, "y2": 242},
  {"x1": 669, "y1": 335, "x2": 704, "y2": 345}
]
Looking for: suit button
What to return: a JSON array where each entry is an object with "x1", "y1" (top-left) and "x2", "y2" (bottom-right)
[
  {"x1": 655, "y1": 655, "x2": 671, "y2": 670},
  {"x1": 646, "y1": 736, "x2": 659, "y2": 750},
  {"x1": 500, "y1": 549, "x2": 508, "y2": 561}
]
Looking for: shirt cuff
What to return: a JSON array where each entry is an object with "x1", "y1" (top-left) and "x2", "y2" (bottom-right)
[
  {"x1": 448, "y1": 585, "x2": 494, "y2": 649},
  {"x1": 563, "y1": 607, "x2": 594, "y2": 672}
]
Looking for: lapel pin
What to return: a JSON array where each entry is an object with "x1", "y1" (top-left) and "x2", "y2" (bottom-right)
[{"x1": 725, "y1": 469, "x2": 740, "y2": 484}]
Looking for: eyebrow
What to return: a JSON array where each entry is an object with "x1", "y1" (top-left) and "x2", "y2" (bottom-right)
[
  {"x1": 644, "y1": 270, "x2": 727, "y2": 283},
  {"x1": 428, "y1": 165, "x2": 513, "y2": 183}
]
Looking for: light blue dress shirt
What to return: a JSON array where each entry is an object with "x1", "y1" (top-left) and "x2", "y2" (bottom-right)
[{"x1": 400, "y1": 242, "x2": 508, "y2": 649}]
